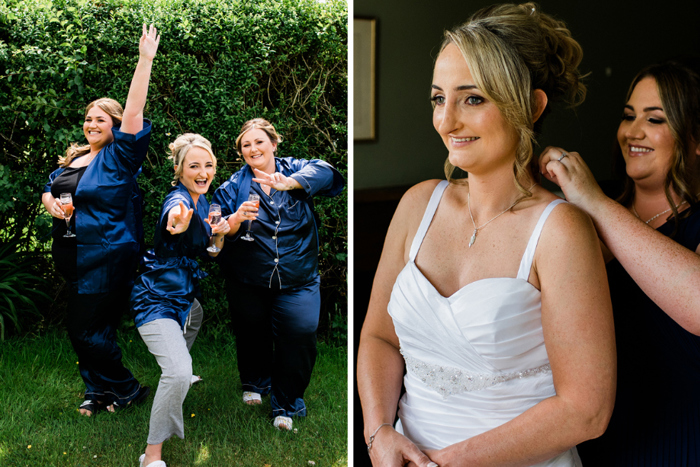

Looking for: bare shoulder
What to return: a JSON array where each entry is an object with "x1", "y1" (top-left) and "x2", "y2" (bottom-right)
[
  {"x1": 398, "y1": 179, "x2": 443, "y2": 208},
  {"x1": 541, "y1": 201, "x2": 597, "y2": 241},
  {"x1": 536, "y1": 200, "x2": 601, "y2": 267},
  {"x1": 392, "y1": 179, "x2": 443, "y2": 227}
]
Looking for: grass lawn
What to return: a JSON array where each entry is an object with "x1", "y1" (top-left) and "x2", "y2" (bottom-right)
[{"x1": 0, "y1": 326, "x2": 348, "y2": 466}]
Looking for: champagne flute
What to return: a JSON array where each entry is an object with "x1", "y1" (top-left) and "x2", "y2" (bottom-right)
[
  {"x1": 60, "y1": 193, "x2": 76, "y2": 238},
  {"x1": 240, "y1": 194, "x2": 260, "y2": 242},
  {"x1": 206, "y1": 204, "x2": 222, "y2": 253}
]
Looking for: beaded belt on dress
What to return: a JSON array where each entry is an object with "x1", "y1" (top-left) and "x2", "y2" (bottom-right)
[{"x1": 400, "y1": 348, "x2": 552, "y2": 399}]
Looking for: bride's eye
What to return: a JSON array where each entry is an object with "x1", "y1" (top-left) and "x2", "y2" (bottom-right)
[{"x1": 431, "y1": 95, "x2": 445, "y2": 106}]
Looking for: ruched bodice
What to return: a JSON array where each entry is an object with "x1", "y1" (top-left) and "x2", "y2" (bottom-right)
[{"x1": 388, "y1": 181, "x2": 579, "y2": 466}]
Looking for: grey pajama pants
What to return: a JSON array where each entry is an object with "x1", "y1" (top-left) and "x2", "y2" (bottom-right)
[{"x1": 138, "y1": 299, "x2": 203, "y2": 445}]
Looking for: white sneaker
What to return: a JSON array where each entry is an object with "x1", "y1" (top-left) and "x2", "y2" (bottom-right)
[{"x1": 139, "y1": 453, "x2": 167, "y2": 467}]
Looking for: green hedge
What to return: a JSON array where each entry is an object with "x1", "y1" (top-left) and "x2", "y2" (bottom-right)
[{"x1": 0, "y1": 0, "x2": 347, "y2": 343}]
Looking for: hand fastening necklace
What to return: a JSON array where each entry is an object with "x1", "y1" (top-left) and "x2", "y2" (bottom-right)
[
  {"x1": 632, "y1": 200, "x2": 688, "y2": 225},
  {"x1": 467, "y1": 183, "x2": 537, "y2": 248}
]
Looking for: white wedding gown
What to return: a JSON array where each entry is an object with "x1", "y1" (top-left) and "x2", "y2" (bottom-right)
[{"x1": 389, "y1": 181, "x2": 580, "y2": 466}]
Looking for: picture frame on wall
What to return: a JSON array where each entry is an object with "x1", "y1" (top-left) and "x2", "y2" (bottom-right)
[{"x1": 353, "y1": 17, "x2": 376, "y2": 141}]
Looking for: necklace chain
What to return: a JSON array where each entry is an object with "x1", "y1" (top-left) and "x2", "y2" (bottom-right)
[
  {"x1": 467, "y1": 183, "x2": 536, "y2": 248},
  {"x1": 631, "y1": 200, "x2": 688, "y2": 225}
]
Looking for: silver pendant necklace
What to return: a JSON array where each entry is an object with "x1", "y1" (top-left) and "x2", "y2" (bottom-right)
[
  {"x1": 632, "y1": 200, "x2": 687, "y2": 225},
  {"x1": 467, "y1": 183, "x2": 537, "y2": 248}
]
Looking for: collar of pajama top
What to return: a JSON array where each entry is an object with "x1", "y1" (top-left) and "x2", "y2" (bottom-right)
[
  {"x1": 212, "y1": 156, "x2": 345, "y2": 289},
  {"x1": 43, "y1": 121, "x2": 152, "y2": 294}
]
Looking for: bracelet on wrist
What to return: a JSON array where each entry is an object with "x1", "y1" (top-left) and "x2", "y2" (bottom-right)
[{"x1": 366, "y1": 422, "x2": 392, "y2": 454}]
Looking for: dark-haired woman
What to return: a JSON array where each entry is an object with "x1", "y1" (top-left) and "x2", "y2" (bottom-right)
[
  {"x1": 357, "y1": 4, "x2": 615, "y2": 466},
  {"x1": 41, "y1": 24, "x2": 159, "y2": 415},
  {"x1": 213, "y1": 118, "x2": 344, "y2": 431},
  {"x1": 540, "y1": 57, "x2": 700, "y2": 465}
]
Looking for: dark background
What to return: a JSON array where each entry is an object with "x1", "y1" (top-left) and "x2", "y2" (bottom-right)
[{"x1": 352, "y1": 0, "x2": 700, "y2": 464}]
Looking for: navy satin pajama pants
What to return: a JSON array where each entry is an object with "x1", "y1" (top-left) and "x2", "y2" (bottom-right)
[
  {"x1": 226, "y1": 275, "x2": 320, "y2": 418},
  {"x1": 64, "y1": 282, "x2": 142, "y2": 405}
]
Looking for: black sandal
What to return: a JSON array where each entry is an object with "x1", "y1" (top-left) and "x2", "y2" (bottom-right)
[{"x1": 112, "y1": 386, "x2": 150, "y2": 411}]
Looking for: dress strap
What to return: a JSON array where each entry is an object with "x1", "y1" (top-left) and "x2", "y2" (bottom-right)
[
  {"x1": 516, "y1": 198, "x2": 567, "y2": 280},
  {"x1": 409, "y1": 180, "x2": 449, "y2": 262}
]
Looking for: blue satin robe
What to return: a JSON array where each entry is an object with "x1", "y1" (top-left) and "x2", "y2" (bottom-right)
[
  {"x1": 130, "y1": 183, "x2": 211, "y2": 330},
  {"x1": 43, "y1": 122, "x2": 151, "y2": 293}
]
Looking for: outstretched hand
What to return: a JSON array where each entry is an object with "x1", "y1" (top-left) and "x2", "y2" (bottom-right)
[
  {"x1": 252, "y1": 168, "x2": 301, "y2": 191},
  {"x1": 139, "y1": 24, "x2": 160, "y2": 61},
  {"x1": 166, "y1": 201, "x2": 193, "y2": 235}
]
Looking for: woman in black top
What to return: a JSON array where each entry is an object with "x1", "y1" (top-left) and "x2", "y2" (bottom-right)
[{"x1": 540, "y1": 57, "x2": 700, "y2": 465}]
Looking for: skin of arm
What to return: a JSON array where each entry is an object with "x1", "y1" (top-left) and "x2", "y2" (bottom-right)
[
  {"x1": 120, "y1": 24, "x2": 159, "y2": 135},
  {"x1": 540, "y1": 147, "x2": 700, "y2": 335},
  {"x1": 412, "y1": 203, "x2": 616, "y2": 467},
  {"x1": 357, "y1": 180, "x2": 442, "y2": 467}
]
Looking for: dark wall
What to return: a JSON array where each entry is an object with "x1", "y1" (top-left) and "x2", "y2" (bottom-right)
[
  {"x1": 353, "y1": 0, "x2": 700, "y2": 464},
  {"x1": 354, "y1": 0, "x2": 700, "y2": 190}
]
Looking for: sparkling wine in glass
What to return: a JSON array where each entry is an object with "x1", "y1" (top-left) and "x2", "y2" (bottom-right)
[
  {"x1": 206, "y1": 204, "x2": 222, "y2": 253},
  {"x1": 240, "y1": 194, "x2": 260, "y2": 242},
  {"x1": 60, "y1": 193, "x2": 76, "y2": 238}
]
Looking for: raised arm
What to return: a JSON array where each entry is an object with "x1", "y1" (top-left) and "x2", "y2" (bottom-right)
[
  {"x1": 357, "y1": 181, "x2": 439, "y2": 467},
  {"x1": 418, "y1": 204, "x2": 616, "y2": 467},
  {"x1": 120, "y1": 24, "x2": 160, "y2": 135},
  {"x1": 540, "y1": 147, "x2": 700, "y2": 335}
]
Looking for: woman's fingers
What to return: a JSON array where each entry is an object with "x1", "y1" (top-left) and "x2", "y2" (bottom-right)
[
  {"x1": 140, "y1": 24, "x2": 160, "y2": 58},
  {"x1": 252, "y1": 168, "x2": 290, "y2": 190},
  {"x1": 183, "y1": 207, "x2": 194, "y2": 224},
  {"x1": 166, "y1": 202, "x2": 193, "y2": 233},
  {"x1": 538, "y1": 146, "x2": 574, "y2": 187},
  {"x1": 252, "y1": 168, "x2": 273, "y2": 185},
  {"x1": 238, "y1": 201, "x2": 259, "y2": 219},
  {"x1": 211, "y1": 217, "x2": 230, "y2": 235},
  {"x1": 52, "y1": 201, "x2": 65, "y2": 219}
]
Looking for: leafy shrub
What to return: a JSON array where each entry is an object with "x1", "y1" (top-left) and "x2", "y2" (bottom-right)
[
  {"x1": 0, "y1": 243, "x2": 51, "y2": 340},
  {"x1": 0, "y1": 0, "x2": 347, "y2": 343}
]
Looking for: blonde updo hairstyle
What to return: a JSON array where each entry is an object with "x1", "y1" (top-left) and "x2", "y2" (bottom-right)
[
  {"x1": 235, "y1": 118, "x2": 283, "y2": 156},
  {"x1": 169, "y1": 133, "x2": 217, "y2": 186},
  {"x1": 441, "y1": 2, "x2": 586, "y2": 195},
  {"x1": 59, "y1": 98, "x2": 124, "y2": 167}
]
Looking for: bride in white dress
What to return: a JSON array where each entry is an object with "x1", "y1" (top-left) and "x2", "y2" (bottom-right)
[{"x1": 357, "y1": 3, "x2": 616, "y2": 467}]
